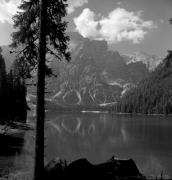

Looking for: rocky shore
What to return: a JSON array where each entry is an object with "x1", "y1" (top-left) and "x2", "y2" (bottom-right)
[{"x1": 44, "y1": 157, "x2": 144, "y2": 180}]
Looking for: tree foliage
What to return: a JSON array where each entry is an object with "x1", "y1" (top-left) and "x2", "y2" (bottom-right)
[
  {"x1": 0, "y1": 48, "x2": 27, "y2": 122},
  {"x1": 114, "y1": 51, "x2": 172, "y2": 115},
  {"x1": 10, "y1": 0, "x2": 70, "y2": 78},
  {"x1": 0, "y1": 48, "x2": 7, "y2": 120},
  {"x1": 10, "y1": 1, "x2": 70, "y2": 179}
]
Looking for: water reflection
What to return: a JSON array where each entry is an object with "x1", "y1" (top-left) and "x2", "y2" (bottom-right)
[
  {"x1": 0, "y1": 131, "x2": 25, "y2": 174},
  {"x1": 45, "y1": 113, "x2": 172, "y2": 178},
  {"x1": 1, "y1": 113, "x2": 172, "y2": 178},
  {"x1": 0, "y1": 129, "x2": 35, "y2": 176}
]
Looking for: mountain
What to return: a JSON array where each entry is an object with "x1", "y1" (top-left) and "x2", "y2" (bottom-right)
[
  {"x1": 44, "y1": 33, "x2": 150, "y2": 107},
  {"x1": 122, "y1": 52, "x2": 162, "y2": 71},
  {"x1": 1, "y1": 32, "x2": 162, "y2": 107},
  {"x1": 115, "y1": 51, "x2": 172, "y2": 114}
]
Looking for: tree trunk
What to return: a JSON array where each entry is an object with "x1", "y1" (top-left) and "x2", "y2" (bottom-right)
[{"x1": 34, "y1": 0, "x2": 47, "y2": 179}]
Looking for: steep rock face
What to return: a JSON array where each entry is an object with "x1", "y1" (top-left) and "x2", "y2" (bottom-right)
[
  {"x1": 116, "y1": 51, "x2": 172, "y2": 114},
  {"x1": 122, "y1": 52, "x2": 162, "y2": 71},
  {"x1": 46, "y1": 34, "x2": 150, "y2": 106},
  {"x1": 2, "y1": 33, "x2": 160, "y2": 107}
]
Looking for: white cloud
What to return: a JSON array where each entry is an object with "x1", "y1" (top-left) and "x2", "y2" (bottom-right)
[
  {"x1": 67, "y1": 0, "x2": 88, "y2": 14},
  {"x1": 0, "y1": 0, "x2": 88, "y2": 23},
  {"x1": 73, "y1": 8, "x2": 100, "y2": 39},
  {"x1": 0, "y1": 0, "x2": 21, "y2": 23},
  {"x1": 74, "y1": 8, "x2": 155, "y2": 44}
]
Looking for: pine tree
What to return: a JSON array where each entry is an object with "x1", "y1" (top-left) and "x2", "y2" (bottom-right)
[
  {"x1": 10, "y1": 0, "x2": 70, "y2": 179},
  {"x1": 9, "y1": 60, "x2": 28, "y2": 122},
  {"x1": 0, "y1": 47, "x2": 7, "y2": 120}
]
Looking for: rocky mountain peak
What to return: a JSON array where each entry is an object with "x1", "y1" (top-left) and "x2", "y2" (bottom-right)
[
  {"x1": 82, "y1": 39, "x2": 108, "y2": 55},
  {"x1": 1, "y1": 32, "x2": 158, "y2": 107},
  {"x1": 122, "y1": 51, "x2": 162, "y2": 71},
  {"x1": 44, "y1": 33, "x2": 151, "y2": 106}
]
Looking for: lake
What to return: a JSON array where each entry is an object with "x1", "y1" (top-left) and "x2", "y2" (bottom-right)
[{"x1": 0, "y1": 112, "x2": 172, "y2": 178}]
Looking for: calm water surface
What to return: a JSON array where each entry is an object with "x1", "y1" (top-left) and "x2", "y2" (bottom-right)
[{"x1": 0, "y1": 112, "x2": 172, "y2": 178}]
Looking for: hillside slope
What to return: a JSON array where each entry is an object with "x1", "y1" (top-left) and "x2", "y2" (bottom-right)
[
  {"x1": 1, "y1": 32, "x2": 162, "y2": 107},
  {"x1": 115, "y1": 51, "x2": 172, "y2": 114},
  {"x1": 44, "y1": 33, "x2": 150, "y2": 106}
]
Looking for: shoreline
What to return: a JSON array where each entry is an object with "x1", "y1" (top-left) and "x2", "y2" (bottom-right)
[{"x1": 46, "y1": 105, "x2": 172, "y2": 117}]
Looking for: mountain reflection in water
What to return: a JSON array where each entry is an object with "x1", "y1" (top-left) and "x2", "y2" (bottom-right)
[
  {"x1": 0, "y1": 113, "x2": 172, "y2": 178},
  {"x1": 45, "y1": 113, "x2": 172, "y2": 178}
]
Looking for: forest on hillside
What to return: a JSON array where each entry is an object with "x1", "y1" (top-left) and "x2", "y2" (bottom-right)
[
  {"x1": 0, "y1": 47, "x2": 27, "y2": 123},
  {"x1": 114, "y1": 51, "x2": 172, "y2": 115}
]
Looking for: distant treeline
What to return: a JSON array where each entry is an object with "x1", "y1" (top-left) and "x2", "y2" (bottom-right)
[
  {"x1": 113, "y1": 51, "x2": 172, "y2": 115},
  {"x1": 0, "y1": 47, "x2": 27, "y2": 123}
]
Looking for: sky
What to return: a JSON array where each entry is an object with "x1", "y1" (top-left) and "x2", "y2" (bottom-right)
[{"x1": 0, "y1": 0, "x2": 172, "y2": 56}]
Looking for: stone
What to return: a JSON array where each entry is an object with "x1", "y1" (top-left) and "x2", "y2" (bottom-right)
[
  {"x1": 44, "y1": 156, "x2": 143, "y2": 180},
  {"x1": 44, "y1": 157, "x2": 67, "y2": 180}
]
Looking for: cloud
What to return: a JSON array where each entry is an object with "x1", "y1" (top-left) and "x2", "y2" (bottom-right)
[
  {"x1": 67, "y1": 0, "x2": 88, "y2": 14},
  {"x1": 74, "y1": 8, "x2": 100, "y2": 39},
  {"x1": 0, "y1": 0, "x2": 88, "y2": 23},
  {"x1": 74, "y1": 8, "x2": 155, "y2": 44},
  {"x1": 0, "y1": 0, "x2": 21, "y2": 23}
]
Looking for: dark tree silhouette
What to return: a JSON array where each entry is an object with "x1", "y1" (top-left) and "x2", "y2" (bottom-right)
[
  {"x1": 10, "y1": 0, "x2": 70, "y2": 179},
  {"x1": 115, "y1": 51, "x2": 172, "y2": 115},
  {"x1": 0, "y1": 47, "x2": 7, "y2": 120},
  {"x1": 113, "y1": 19, "x2": 172, "y2": 115}
]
